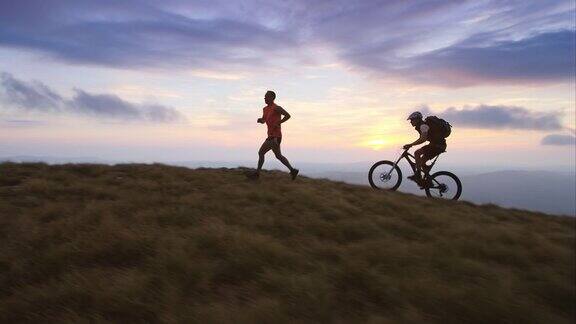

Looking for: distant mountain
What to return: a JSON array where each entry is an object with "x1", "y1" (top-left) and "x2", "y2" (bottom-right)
[
  {"x1": 307, "y1": 170, "x2": 576, "y2": 216},
  {"x1": 460, "y1": 171, "x2": 575, "y2": 216},
  {"x1": 0, "y1": 155, "x2": 109, "y2": 164}
]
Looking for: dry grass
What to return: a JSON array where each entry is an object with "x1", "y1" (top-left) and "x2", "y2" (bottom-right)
[{"x1": 0, "y1": 162, "x2": 574, "y2": 323}]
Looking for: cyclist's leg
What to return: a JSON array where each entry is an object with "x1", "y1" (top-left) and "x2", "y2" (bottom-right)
[
  {"x1": 422, "y1": 151, "x2": 436, "y2": 175},
  {"x1": 271, "y1": 137, "x2": 295, "y2": 172},
  {"x1": 420, "y1": 144, "x2": 445, "y2": 182},
  {"x1": 414, "y1": 146, "x2": 428, "y2": 178}
]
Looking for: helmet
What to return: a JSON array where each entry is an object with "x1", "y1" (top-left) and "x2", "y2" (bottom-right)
[{"x1": 407, "y1": 111, "x2": 423, "y2": 120}]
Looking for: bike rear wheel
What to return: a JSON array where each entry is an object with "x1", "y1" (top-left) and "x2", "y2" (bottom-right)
[
  {"x1": 368, "y1": 160, "x2": 402, "y2": 190},
  {"x1": 425, "y1": 171, "x2": 462, "y2": 200}
]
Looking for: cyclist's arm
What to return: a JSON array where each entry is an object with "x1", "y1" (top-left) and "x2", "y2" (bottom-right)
[
  {"x1": 407, "y1": 125, "x2": 429, "y2": 146},
  {"x1": 409, "y1": 134, "x2": 427, "y2": 146},
  {"x1": 276, "y1": 106, "x2": 291, "y2": 124}
]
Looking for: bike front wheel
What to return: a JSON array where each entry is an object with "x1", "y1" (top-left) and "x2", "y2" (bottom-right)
[
  {"x1": 425, "y1": 171, "x2": 462, "y2": 200},
  {"x1": 368, "y1": 160, "x2": 402, "y2": 190}
]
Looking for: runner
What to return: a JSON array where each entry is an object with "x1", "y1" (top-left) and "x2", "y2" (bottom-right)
[{"x1": 249, "y1": 90, "x2": 299, "y2": 180}]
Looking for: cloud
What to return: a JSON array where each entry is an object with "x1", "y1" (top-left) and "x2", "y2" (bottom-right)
[
  {"x1": 309, "y1": 0, "x2": 575, "y2": 86},
  {"x1": 422, "y1": 104, "x2": 563, "y2": 130},
  {"x1": 0, "y1": 119, "x2": 47, "y2": 127},
  {"x1": 0, "y1": 72, "x2": 63, "y2": 111},
  {"x1": 0, "y1": 73, "x2": 185, "y2": 123},
  {"x1": 0, "y1": 1, "x2": 573, "y2": 86},
  {"x1": 388, "y1": 30, "x2": 576, "y2": 86},
  {"x1": 541, "y1": 134, "x2": 576, "y2": 146},
  {"x1": 69, "y1": 90, "x2": 184, "y2": 122},
  {"x1": 0, "y1": 1, "x2": 298, "y2": 71}
]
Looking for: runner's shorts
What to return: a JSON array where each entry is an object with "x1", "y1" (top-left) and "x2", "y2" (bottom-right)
[{"x1": 266, "y1": 136, "x2": 282, "y2": 145}]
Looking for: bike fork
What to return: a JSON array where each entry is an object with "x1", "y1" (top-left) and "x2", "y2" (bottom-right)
[{"x1": 385, "y1": 155, "x2": 404, "y2": 178}]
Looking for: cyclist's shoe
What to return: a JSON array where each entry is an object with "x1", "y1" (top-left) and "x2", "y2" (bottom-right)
[
  {"x1": 290, "y1": 168, "x2": 299, "y2": 181},
  {"x1": 408, "y1": 174, "x2": 426, "y2": 188},
  {"x1": 422, "y1": 177, "x2": 433, "y2": 188}
]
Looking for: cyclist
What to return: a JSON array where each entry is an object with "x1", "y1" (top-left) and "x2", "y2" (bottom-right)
[
  {"x1": 250, "y1": 90, "x2": 299, "y2": 180},
  {"x1": 403, "y1": 111, "x2": 447, "y2": 187}
]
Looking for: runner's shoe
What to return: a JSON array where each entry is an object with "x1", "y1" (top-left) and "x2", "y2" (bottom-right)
[{"x1": 290, "y1": 168, "x2": 299, "y2": 181}]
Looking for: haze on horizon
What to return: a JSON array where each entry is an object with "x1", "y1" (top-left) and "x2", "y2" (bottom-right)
[{"x1": 0, "y1": 0, "x2": 575, "y2": 171}]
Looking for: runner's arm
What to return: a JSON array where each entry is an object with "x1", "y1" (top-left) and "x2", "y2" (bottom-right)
[
  {"x1": 257, "y1": 109, "x2": 265, "y2": 123},
  {"x1": 276, "y1": 106, "x2": 291, "y2": 124}
]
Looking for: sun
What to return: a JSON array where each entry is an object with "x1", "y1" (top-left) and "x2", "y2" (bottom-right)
[{"x1": 366, "y1": 139, "x2": 387, "y2": 150}]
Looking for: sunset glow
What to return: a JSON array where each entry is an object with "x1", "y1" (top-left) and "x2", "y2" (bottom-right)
[
  {"x1": 0, "y1": 1, "x2": 574, "y2": 170},
  {"x1": 365, "y1": 139, "x2": 388, "y2": 151}
]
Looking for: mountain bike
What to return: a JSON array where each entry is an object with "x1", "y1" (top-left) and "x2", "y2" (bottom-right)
[{"x1": 368, "y1": 149, "x2": 462, "y2": 200}]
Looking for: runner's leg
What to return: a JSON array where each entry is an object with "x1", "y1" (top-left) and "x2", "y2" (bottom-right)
[
  {"x1": 257, "y1": 139, "x2": 274, "y2": 174},
  {"x1": 271, "y1": 138, "x2": 294, "y2": 172}
]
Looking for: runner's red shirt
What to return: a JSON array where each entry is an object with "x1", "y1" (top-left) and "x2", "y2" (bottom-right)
[{"x1": 263, "y1": 104, "x2": 282, "y2": 138}]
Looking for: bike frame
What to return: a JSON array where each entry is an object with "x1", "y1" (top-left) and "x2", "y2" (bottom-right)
[{"x1": 387, "y1": 149, "x2": 440, "y2": 178}]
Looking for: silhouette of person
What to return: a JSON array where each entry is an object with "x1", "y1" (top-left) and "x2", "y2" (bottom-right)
[
  {"x1": 403, "y1": 111, "x2": 447, "y2": 187},
  {"x1": 250, "y1": 90, "x2": 299, "y2": 180}
]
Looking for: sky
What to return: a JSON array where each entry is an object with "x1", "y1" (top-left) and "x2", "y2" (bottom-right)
[{"x1": 0, "y1": 0, "x2": 575, "y2": 171}]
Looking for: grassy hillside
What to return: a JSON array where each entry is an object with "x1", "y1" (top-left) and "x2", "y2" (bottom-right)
[{"x1": 0, "y1": 163, "x2": 574, "y2": 323}]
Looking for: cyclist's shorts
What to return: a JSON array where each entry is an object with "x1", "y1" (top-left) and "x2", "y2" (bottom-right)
[{"x1": 421, "y1": 143, "x2": 446, "y2": 160}]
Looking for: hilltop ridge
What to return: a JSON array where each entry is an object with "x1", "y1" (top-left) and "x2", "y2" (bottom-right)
[{"x1": 0, "y1": 163, "x2": 574, "y2": 323}]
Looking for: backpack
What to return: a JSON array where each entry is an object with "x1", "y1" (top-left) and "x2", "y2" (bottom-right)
[{"x1": 425, "y1": 116, "x2": 451, "y2": 139}]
